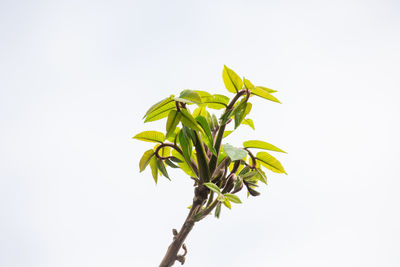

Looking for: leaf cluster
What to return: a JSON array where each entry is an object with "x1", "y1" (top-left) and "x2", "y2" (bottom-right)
[{"x1": 134, "y1": 65, "x2": 286, "y2": 219}]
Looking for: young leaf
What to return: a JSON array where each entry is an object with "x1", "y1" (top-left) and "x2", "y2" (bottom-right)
[
  {"x1": 243, "y1": 140, "x2": 286, "y2": 153},
  {"x1": 242, "y1": 119, "x2": 255, "y2": 130},
  {"x1": 195, "y1": 116, "x2": 212, "y2": 140},
  {"x1": 143, "y1": 95, "x2": 174, "y2": 118},
  {"x1": 180, "y1": 109, "x2": 203, "y2": 132},
  {"x1": 178, "y1": 130, "x2": 192, "y2": 161},
  {"x1": 255, "y1": 168, "x2": 267, "y2": 184},
  {"x1": 223, "y1": 131, "x2": 233, "y2": 138},
  {"x1": 145, "y1": 101, "x2": 176, "y2": 122},
  {"x1": 246, "y1": 186, "x2": 260, "y2": 196},
  {"x1": 204, "y1": 182, "x2": 221, "y2": 194},
  {"x1": 165, "y1": 158, "x2": 179, "y2": 168},
  {"x1": 223, "y1": 198, "x2": 231, "y2": 209},
  {"x1": 149, "y1": 156, "x2": 158, "y2": 183},
  {"x1": 256, "y1": 151, "x2": 287, "y2": 174},
  {"x1": 192, "y1": 105, "x2": 207, "y2": 118},
  {"x1": 169, "y1": 156, "x2": 183, "y2": 163},
  {"x1": 255, "y1": 86, "x2": 277, "y2": 93},
  {"x1": 156, "y1": 158, "x2": 170, "y2": 180},
  {"x1": 224, "y1": 193, "x2": 242, "y2": 204},
  {"x1": 234, "y1": 102, "x2": 248, "y2": 129},
  {"x1": 244, "y1": 78, "x2": 255, "y2": 90},
  {"x1": 174, "y1": 89, "x2": 202, "y2": 104},
  {"x1": 196, "y1": 115, "x2": 217, "y2": 156},
  {"x1": 166, "y1": 110, "x2": 182, "y2": 138},
  {"x1": 202, "y1": 94, "x2": 229, "y2": 109},
  {"x1": 139, "y1": 149, "x2": 154, "y2": 172},
  {"x1": 215, "y1": 202, "x2": 222, "y2": 218},
  {"x1": 222, "y1": 144, "x2": 247, "y2": 161},
  {"x1": 252, "y1": 87, "x2": 281, "y2": 103},
  {"x1": 240, "y1": 170, "x2": 258, "y2": 180},
  {"x1": 133, "y1": 131, "x2": 165, "y2": 143},
  {"x1": 223, "y1": 65, "x2": 243, "y2": 93},
  {"x1": 171, "y1": 149, "x2": 196, "y2": 177}
]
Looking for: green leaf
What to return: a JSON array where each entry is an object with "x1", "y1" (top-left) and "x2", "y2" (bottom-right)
[
  {"x1": 145, "y1": 100, "x2": 176, "y2": 122},
  {"x1": 155, "y1": 145, "x2": 171, "y2": 157},
  {"x1": 242, "y1": 119, "x2": 255, "y2": 130},
  {"x1": 171, "y1": 149, "x2": 196, "y2": 177},
  {"x1": 233, "y1": 102, "x2": 248, "y2": 129},
  {"x1": 195, "y1": 90, "x2": 211, "y2": 97},
  {"x1": 223, "y1": 198, "x2": 231, "y2": 209},
  {"x1": 204, "y1": 182, "x2": 221, "y2": 194},
  {"x1": 247, "y1": 186, "x2": 260, "y2": 196},
  {"x1": 240, "y1": 170, "x2": 258, "y2": 180},
  {"x1": 222, "y1": 65, "x2": 243, "y2": 93},
  {"x1": 156, "y1": 158, "x2": 170, "y2": 180},
  {"x1": 243, "y1": 140, "x2": 286, "y2": 153},
  {"x1": 223, "y1": 131, "x2": 233, "y2": 138},
  {"x1": 224, "y1": 193, "x2": 242, "y2": 204},
  {"x1": 222, "y1": 144, "x2": 247, "y2": 161},
  {"x1": 166, "y1": 127, "x2": 180, "y2": 142},
  {"x1": 192, "y1": 105, "x2": 207, "y2": 118},
  {"x1": 196, "y1": 115, "x2": 217, "y2": 156},
  {"x1": 256, "y1": 151, "x2": 287, "y2": 174},
  {"x1": 238, "y1": 166, "x2": 250, "y2": 176},
  {"x1": 244, "y1": 78, "x2": 255, "y2": 90},
  {"x1": 165, "y1": 110, "x2": 182, "y2": 138},
  {"x1": 169, "y1": 156, "x2": 183, "y2": 163},
  {"x1": 215, "y1": 202, "x2": 222, "y2": 218},
  {"x1": 255, "y1": 86, "x2": 277, "y2": 93},
  {"x1": 178, "y1": 130, "x2": 192, "y2": 161},
  {"x1": 195, "y1": 116, "x2": 212, "y2": 140},
  {"x1": 211, "y1": 114, "x2": 218, "y2": 131},
  {"x1": 133, "y1": 131, "x2": 165, "y2": 143},
  {"x1": 202, "y1": 94, "x2": 229, "y2": 110},
  {"x1": 165, "y1": 158, "x2": 179, "y2": 168},
  {"x1": 139, "y1": 149, "x2": 154, "y2": 172},
  {"x1": 149, "y1": 156, "x2": 158, "y2": 183},
  {"x1": 252, "y1": 87, "x2": 281, "y2": 103},
  {"x1": 174, "y1": 89, "x2": 202, "y2": 104},
  {"x1": 180, "y1": 109, "x2": 203, "y2": 132},
  {"x1": 143, "y1": 95, "x2": 174, "y2": 119},
  {"x1": 255, "y1": 168, "x2": 267, "y2": 184}
]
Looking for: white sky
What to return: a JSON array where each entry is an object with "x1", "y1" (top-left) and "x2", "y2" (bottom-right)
[{"x1": 1, "y1": 0, "x2": 399, "y2": 266}]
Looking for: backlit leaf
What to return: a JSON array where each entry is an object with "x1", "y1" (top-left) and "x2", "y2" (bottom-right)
[
  {"x1": 242, "y1": 119, "x2": 255, "y2": 130},
  {"x1": 174, "y1": 89, "x2": 202, "y2": 104},
  {"x1": 202, "y1": 94, "x2": 229, "y2": 109},
  {"x1": 255, "y1": 168, "x2": 267, "y2": 184},
  {"x1": 243, "y1": 140, "x2": 286, "y2": 153},
  {"x1": 256, "y1": 151, "x2": 287, "y2": 174},
  {"x1": 180, "y1": 109, "x2": 203, "y2": 132},
  {"x1": 145, "y1": 101, "x2": 176, "y2": 122},
  {"x1": 255, "y1": 86, "x2": 277, "y2": 93},
  {"x1": 156, "y1": 158, "x2": 170, "y2": 180},
  {"x1": 223, "y1": 131, "x2": 233, "y2": 138},
  {"x1": 252, "y1": 87, "x2": 281, "y2": 103},
  {"x1": 139, "y1": 149, "x2": 154, "y2": 172},
  {"x1": 143, "y1": 95, "x2": 174, "y2": 119},
  {"x1": 222, "y1": 65, "x2": 243, "y2": 93},
  {"x1": 166, "y1": 110, "x2": 181, "y2": 138},
  {"x1": 133, "y1": 131, "x2": 165, "y2": 143},
  {"x1": 244, "y1": 78, "x2": 255, "y2": 90},
  {"x1": 149, "y1": 156, "x2": 158, "y2": 183},
  {"x1": 224, "y1": 193, "x2": 242, "y2": 204},
  {"x1": 204, "y1": 182, "x2": 221, "y2": 194},
  {"x1": 223, "y1": 198, "x2": 231, "y2": 209}
]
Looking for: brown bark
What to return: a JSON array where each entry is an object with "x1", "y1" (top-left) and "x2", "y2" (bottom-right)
[{"x1": 159, "y1": 186, "x2": 208, "y2": 267}]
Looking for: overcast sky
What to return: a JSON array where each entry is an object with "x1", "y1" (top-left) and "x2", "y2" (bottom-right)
[{"x1": 1, "y1": 0, "x2": 400, "y2": 266}]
